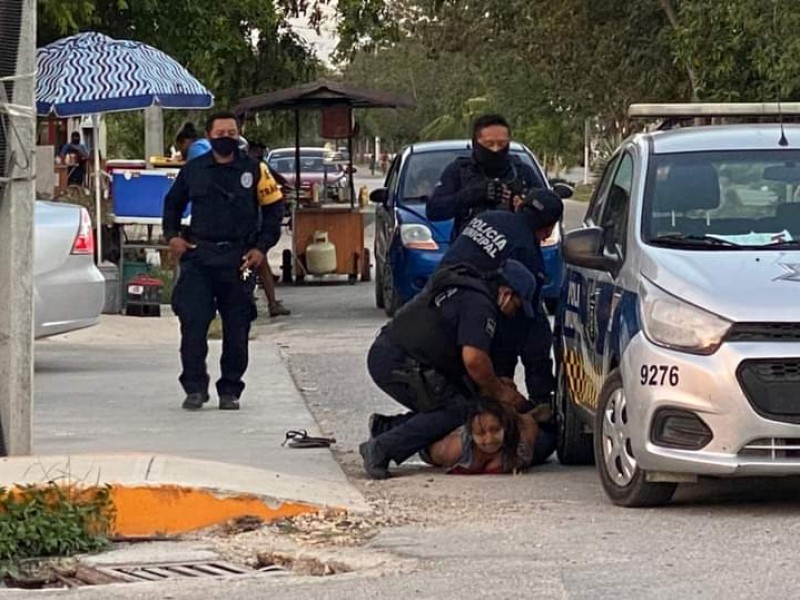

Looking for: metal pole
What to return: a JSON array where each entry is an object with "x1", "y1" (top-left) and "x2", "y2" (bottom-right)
[
  {"x1": 0, "y1": 0, "x2": 35, "y2": 455},
  {"x1": 294, "y1": 109, "x2": 301, "y2": 202},
  {"x1": 348, "y1": 107, "x2": 355, "y2": 209},
  {"x1": 92, "y1": 113, "x2": 103, "y2": 262}
]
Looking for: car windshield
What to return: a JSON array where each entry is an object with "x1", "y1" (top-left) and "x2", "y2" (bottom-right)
[
  {"x1": 643, "y1": 150, "x2": 800, "y2": 249},
  {"x1": 400, "y1": 149, "x2": 544, "y2": 202},
  {"x1": 268, "y1": 153, "x2": 342, "y2": 174}
]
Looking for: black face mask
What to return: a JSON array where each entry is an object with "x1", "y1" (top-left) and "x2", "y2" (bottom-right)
[
  {"x1": 473, "y1": 142, "x2": 510, "y2": 177},
  {"x1": 210, "y1": 136, "x2": 239, "y2": 157}
]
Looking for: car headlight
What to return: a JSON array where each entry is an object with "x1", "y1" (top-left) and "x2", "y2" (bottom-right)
[
  {"x1": 540, "y1": 224, "x2": 561, "y2": 248},
  {"x1": 400, "y1": 224, "x2": 439, "y2": 250},
  {"x1": 639, "y1": 277, "x2": 730, "y2": 355}
]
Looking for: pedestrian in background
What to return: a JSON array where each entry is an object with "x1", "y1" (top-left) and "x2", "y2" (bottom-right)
[
  {"x1": 247, "y1": 140, "x2": 291, "y2": 318},
  {"x1": 175, "y1": 122, "x2": 212, "y2": 162}
]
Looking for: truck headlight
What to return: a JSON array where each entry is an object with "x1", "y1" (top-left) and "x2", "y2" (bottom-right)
[
  {"x1": 639, "y1": 277, "x2": 730, "y2": 355},
  {"x1": 400, "y1": 224, "x2": 439, "y2": 250}
]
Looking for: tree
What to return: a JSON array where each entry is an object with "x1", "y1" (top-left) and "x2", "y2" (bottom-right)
[
  {"x1": 667, "y1": 0, "x2": 800, "y2": 101},
  {"x1": 37, "y1": 0, "x2": 321, "y2": 153}
]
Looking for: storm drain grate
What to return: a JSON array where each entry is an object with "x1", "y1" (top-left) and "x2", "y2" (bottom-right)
[{"x1": 94, "y1": 561, "x2": 286, "y2": 583}]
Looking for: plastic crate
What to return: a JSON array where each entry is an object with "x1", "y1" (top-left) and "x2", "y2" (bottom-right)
[
  {"x1": 125, "y1": 275, "x2": 163, "y2": 317},
  {"x1": 112, "y1": 169, "x2": 188, "y2": 219}
]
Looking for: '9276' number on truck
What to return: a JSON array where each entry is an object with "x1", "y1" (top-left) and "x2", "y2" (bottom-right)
[{"x1": 641, "y1": 365, "x2": 679, "y2": 387}]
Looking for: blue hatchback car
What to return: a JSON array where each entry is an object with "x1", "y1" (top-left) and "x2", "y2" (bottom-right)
[{"x1": 372, "y1": 140, "x2": 571, "y2": 316}]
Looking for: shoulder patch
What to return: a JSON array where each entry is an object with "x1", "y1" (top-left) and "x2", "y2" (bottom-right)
[
  {"x1": 257, "y1": 162, "x2": 283, "y2": 206},
  {"x1": 485, "y1": 317, "x2": 497, "y2": 338}
]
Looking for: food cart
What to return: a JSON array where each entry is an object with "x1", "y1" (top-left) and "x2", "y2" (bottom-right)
[{"x1": 234, "y1": 80, "x2": 413, "y2": 284}]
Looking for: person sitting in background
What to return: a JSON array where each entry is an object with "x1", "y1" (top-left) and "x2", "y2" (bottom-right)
[
  {"x1": 175, "y1": 122, "x2": 212, "y2": 162},
  {"x1": 422, "y1": 397, "x2": 549, "y2": 475},
  {"x1": 59, "y1": 131, "x2": 89, "y2": 186}
]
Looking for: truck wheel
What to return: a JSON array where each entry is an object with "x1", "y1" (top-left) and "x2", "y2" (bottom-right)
[
  {"x1": 556, "y1": 364, "x2": 595, "y2": 465},
  {"x1": 594, "y1": 369, "x2": 677, "y2": 507}
]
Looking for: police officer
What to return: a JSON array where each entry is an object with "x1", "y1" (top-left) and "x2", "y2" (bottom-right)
[
  {"x1": 360, "y1": 260, "x2": 538, "y2": 479},
  {"x1": 163, "y1": 111, "x2": 284, "y2": 411},
  {"x1": 438, "y1": 188, "x2": 564, "y2": 408},
  {"x1": 427, "y1": 113, "x2": 546, "y2": 237}
]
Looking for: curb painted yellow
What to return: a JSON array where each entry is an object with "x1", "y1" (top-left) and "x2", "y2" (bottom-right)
[{"x1": 110, "y1": 485, "x2": 319, "y2": 536}]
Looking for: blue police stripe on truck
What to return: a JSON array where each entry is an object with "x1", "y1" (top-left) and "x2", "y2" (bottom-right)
[{"x1": 560, "y1": 269, "x2": 641, "y2": 363}]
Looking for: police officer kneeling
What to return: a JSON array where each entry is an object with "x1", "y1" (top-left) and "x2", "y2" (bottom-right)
[
  {"x1": 439, "y1": 188, "x2": 564, "y2": 407},
  {"x1": 163, "y1": 111, "x2": 284, "y2": 411},
  {"x1": 360, "y1": 259, "x2": 537, "y2": 480}
]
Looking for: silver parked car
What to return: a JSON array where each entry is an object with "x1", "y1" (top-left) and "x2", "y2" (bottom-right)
[
  {"x1": 556, "y1": 113, "x2": 800, "y2": 506},
  {"x1": 34, "y1": 201, "x2": 105, "y2": 339}
]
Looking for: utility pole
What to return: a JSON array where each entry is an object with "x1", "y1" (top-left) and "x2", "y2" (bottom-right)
[{"x1": 0, "y1": 0, "x2": 35, "y2": 455}]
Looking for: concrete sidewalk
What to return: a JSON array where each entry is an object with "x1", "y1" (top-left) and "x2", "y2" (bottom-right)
[{"x1": 28, "y1": 314, "x2": 367, "y2": 521}]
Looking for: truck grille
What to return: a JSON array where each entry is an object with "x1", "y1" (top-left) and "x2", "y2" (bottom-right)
[
  {"x1": 727, "y1": 323, "x2": 800, "y2": 342},
  {"x1": 737, "y1": 359, "x2": 800, "y2": 424}
]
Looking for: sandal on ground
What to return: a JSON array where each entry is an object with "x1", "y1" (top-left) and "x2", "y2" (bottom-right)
[{"x1": 282, "y1": 429, "x2": 336, "y2": 448}]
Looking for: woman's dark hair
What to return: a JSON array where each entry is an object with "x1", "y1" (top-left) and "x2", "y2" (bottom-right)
[
  {"x1": 176, "y1": 122, "x2": 199, "y2": 144},
  {"x1": 466, "y1": 398, "x2": 521, "y2": 472},
  {"x1": 472, "y1": 113, "x2": 511, "y2": 139}
]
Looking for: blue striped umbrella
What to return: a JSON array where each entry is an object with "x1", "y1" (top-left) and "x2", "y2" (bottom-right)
[
  {"x1": 36, "y1": 32, "x2": 213, "y2": 262},
  {"x1": 36, "y1": 31, "x2": 213, "y2": 116}
]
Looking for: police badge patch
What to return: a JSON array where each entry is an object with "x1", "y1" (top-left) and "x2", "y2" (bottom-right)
[
  {"x1": 240, "y1": 172, "x2": 254, "y2": 189},
  {"x1": 485, "y1": 317, "x2": 497, "y2": 338}
]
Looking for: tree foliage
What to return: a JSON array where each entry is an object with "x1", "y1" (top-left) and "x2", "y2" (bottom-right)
[
  {"x1": 668, "y1": 0, "x2": 800, "y2": 101},
  {"x1": 36, "y1": 0, "x2": 322, "y2": 154}
]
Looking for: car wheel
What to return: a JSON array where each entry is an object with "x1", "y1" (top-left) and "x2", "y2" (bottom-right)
[
  {"x1": 375, "y1": 256, "x2": 385, "y2": 309},
  {"x1": 556, "y1": 363, "x2": 595, "y2": 465},
  {"x1": 594, "y1": 369, "x2": 677, "y2": 507},
  {"x1": 383, "y1": 261, "x2": 402, "y2": 318}
]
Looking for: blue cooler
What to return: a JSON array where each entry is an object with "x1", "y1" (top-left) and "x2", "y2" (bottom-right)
[{"x1": 112, "y1": 169, "x2": 190, "y2": 219}]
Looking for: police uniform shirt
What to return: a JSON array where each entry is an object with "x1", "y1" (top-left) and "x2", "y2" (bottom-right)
[
  {"x1": 163, "y1": 151, "x2": 283, "y2": 253},
  {"x1": 439, "y1": 210, "x2": 545, "y2": 278},
  {"x1": 437, "y1": 285, "x2": 497, "y2": 356}
]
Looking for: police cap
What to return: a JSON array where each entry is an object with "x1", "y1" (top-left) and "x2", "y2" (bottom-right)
[
  {"x1": 520, "y1": 188, "x2": 564, "y2": 230},
  {"x1": 498, "y1": 259, "x2": 538, "y2": 318}
]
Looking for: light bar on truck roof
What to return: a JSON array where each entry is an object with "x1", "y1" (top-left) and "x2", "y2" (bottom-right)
[{"x1": 629, "y1": 103, "x2": 800, "y2": 118}]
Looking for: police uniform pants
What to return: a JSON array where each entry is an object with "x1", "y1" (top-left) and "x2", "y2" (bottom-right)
[
  {"x1": 366, "y1": 332, "x2": 471, "y2": 464},
  {"x1": 493, "y1": 311, "x2": 555, "y2": 403},
  {"x1": 171, "y1": 244, "x2": 256, "y2": 398}
]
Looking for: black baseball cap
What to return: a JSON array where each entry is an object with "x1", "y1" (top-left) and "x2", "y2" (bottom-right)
[{"x1": 520, "y1": 188, "x2": 564, "y2": 230}]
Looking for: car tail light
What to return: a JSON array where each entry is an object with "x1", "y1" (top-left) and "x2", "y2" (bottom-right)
[{"x1": 71, "y1": 208, "x2": 95, "y2": 255}]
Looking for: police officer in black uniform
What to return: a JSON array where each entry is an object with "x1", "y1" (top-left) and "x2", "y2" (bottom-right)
[
  {"x1": 439, "y1": 188, "x2": 564, "y2": 405},
  {"x1": 163, "y1": 111, "x2": 284, "y2": 411},
  {"x1": 360, "y1": 260, "x2": 538, "y2": 479},
  {"x1": 427, "y1": 114, "x2": 547, "y2": 238}
]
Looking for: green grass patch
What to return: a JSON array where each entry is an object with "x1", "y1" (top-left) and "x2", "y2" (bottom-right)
[
  {"x1": 571, "y1": 184, "x2": 595, "y2": 203},
  {"x1": 0, "y1": 484, "x2": 114, "y2": 572}
]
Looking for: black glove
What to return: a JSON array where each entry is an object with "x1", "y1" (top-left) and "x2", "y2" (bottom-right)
[
  {"x1": 486, "y1": 180, "x2": 515, "y2": 208},
  {"x1": 459, "y1": 179, "x2": 489, "y2": 207},
  {"x1": 506, "y1": 178, "x2": 525, "y2": 200}
]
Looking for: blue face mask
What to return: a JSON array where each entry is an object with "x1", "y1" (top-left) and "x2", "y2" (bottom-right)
[{"x1": 210, "y1": 136, "x2": 239, "y2": 157}]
